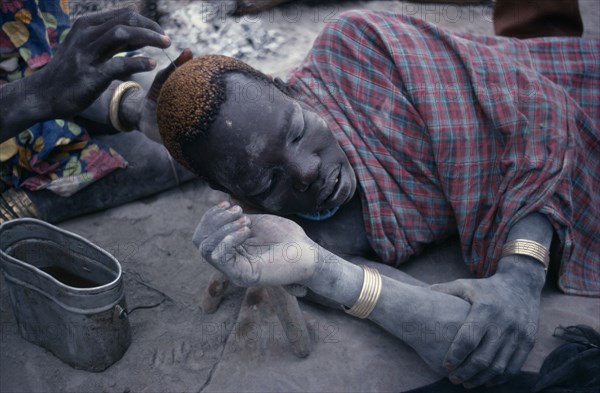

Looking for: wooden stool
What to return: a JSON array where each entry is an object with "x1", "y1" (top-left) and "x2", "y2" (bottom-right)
[{"x1": 201, "y1": 268, "x2": 311, "y2": 358}]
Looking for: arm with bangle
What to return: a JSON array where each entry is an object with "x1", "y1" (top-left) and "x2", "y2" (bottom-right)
[
  {"x1": 307, "y1": 213, "x2": 550, "y2": 383},
  {"x1": 76, "y1": 49, "x2": 193, "y2": 141},
  {"x1": 74, "y1": 79, "x2": 145, "y2": 134},
  {"x1": 194, "y1": 204, "x2": 552, "y2": 386},
  {"x1": 0, "y1": 8, "x2": 171, "y2": 143},
  {"x1": 0, "y1": 71, "x2": 58, "y2": 142},
  {"x1": 429, "y1": 212, "x2": 551, "y2": 386},
  {"x1": 306, "y1": 245, "x2": 471, "y2": 375}
]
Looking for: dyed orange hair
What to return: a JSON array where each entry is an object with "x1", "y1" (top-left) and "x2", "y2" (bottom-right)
[{"x1": 157, "y1": 55, "x2": 273, "y2": 174}]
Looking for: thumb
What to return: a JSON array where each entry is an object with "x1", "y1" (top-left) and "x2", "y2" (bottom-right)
[
  {"x1": 430, "y1": 279, "x2": 472, "y2": 301},
  {"x1": 192, "y1": 221, "x2": 205, "y2": 249}
]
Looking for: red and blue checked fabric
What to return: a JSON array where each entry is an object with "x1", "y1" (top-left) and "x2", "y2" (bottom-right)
[{"x1": 286, "y1": 11, "x2": 600, "y2": 296}]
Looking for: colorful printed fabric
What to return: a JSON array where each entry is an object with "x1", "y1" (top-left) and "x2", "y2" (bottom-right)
[
  {"x1": 0, "y1": 0, "x2": 127, "y2": 196},
  {"x1": 287, "y1": 11, "x2": 600, "y2": 296}
]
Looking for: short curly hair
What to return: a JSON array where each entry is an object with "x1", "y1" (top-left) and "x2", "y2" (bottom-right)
[{"x1": 157, "y1": 55, "x2": 276, "y2": 175}]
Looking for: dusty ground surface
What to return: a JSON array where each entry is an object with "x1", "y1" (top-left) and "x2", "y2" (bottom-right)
[{"x1": 1, "y1": 1, "x2": 599, "y2": 392}]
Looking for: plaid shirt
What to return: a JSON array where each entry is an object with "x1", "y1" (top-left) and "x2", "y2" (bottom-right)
[{"x1": 287, "y1": 11, "x2": 600, "y2": 296}]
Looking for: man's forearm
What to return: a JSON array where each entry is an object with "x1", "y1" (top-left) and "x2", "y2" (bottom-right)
[
  {"x1": 0, "y1": 72, "x2": 52, "y2": 142},
  {"x1": 74, "y1": 81, "x2": 122, "y2": 134},
  {"x1": 307, "y1": 247, "x2": 470, "y2": 374},
  {"x1": 76, "y1": 80, "x2": 147, "y2": 134}
]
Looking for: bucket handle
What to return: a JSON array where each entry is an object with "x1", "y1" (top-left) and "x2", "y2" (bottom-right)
[{"x1": 113, "y1": 305, "x2": 128, "y2": 322}]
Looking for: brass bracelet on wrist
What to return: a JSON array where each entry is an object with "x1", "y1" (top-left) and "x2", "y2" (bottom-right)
[
  {"x1": 501, "y1": 239, "x2": 550, "y2": 272},
  {"x1": 0, "y1": 188, "x2": 40, "y2": 224},
  {"x1": 109, "y1": 81, "x2": 142, "y2": 132},
  {"x1": 343, "y1": 266, "x2": 382, "y2": 319}
]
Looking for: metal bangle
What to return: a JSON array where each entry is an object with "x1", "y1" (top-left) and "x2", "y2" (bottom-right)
[
  {"x1": 0, "y1": 199, "x2": 15, "y2": 224},
  {"x1": 0, "y1": 189, "x2": 40, "y2": 224},
  {"x1": 344, "y1": 266, "x2": 382, "y2": 319},
  {"x1": 501, "y1": 239, "x2": 550, "y2": 272},
  {"x1": 109, "y1": 81, "x2": 142, "y2": 132}
]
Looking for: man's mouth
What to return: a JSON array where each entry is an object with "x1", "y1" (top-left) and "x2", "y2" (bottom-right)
[{"x1": 317, "y1": 165, "x2": 341, "y2": 207}]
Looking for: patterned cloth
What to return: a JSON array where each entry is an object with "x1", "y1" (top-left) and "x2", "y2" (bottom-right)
[
  {"x1": 287, "y1": 11, "x2": 600, "y2": 296},
  {"x1": 0, "y1": 0, "x2": 127, "y2": 197}
]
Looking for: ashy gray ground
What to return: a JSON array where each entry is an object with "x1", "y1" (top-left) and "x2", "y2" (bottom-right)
[{"x1": 1, "y1": 1, "x2": 599, "y2": 392}]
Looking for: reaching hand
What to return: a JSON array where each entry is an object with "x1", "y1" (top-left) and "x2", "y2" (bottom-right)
[
  {"x1": 193, "y1": 201, "x2": 318, "y2": 287},
  {"x1": 430, "y1": 256, "x2": 543, "y2": 388},
  {"x1": 120, "y1": 49, "x2": 194, "y2": 142},
  {"x1": 38, "y1": 7, "x2": 170, "y2": 119}
]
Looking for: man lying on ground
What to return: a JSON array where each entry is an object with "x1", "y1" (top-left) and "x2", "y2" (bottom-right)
[{"x1": 156, "y1": 11, "x2": 599, "y2": 388}]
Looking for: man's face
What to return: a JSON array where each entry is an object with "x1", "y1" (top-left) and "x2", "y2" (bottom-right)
[{"x1": 198, "y1": 73, "x2": 356, "y2": 214}]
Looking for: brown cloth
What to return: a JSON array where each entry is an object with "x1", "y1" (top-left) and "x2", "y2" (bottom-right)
[{"x1": 494, "y1": 0, "x2": 583, "y2": 38}]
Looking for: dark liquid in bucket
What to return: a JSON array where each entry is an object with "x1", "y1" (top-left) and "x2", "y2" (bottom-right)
[{"x1": 40, "y1": 266, "x2": 101, "y2": 288}]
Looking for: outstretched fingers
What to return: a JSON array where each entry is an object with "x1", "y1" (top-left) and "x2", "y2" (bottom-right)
[
  {"x1": 451, "y1": 328, "x2": 520, "y2": 388},
  {"x1": 100, "y1": 56, "x2": 158, "y2": 81},
  {"x1": 90, "y1": 6, "x2": 165, "y2": 34},
  {"x1": 193, "y1": 202, "x2": 250, "y2": 259},
  {"x1": 444, "y1": 318, "x2": 486, "y2": 377},
  {"x1": 209, "y1": 225, "x2": 252, "y2": 268},
  {"x1": 93, "y1": 24, "x2": 170, "y2": 60},
  {"x1": 488, "y1": 336, "x2": 534, "y2": 386},
  {"x1": 465, "y1": 334, "x2": 518, "y2": 387},
  {"x1": 192, "y1": 202, "x2": 264, "y2": 286}
]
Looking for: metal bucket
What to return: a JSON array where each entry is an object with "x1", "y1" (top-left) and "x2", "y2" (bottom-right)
[{"x1": 0, "y1": 218, "x2": 131, "y2": 372}]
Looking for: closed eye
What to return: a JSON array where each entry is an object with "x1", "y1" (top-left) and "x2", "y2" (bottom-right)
[
  {"x1": 250, "y1": 174, "x2": 275, "y2": 198},
  {"x1": 291, "y1": 111, "x2": 306, "y2": 144},
  {"x1": 292, "y1": 128, "x2": 304, "y2": 143}
]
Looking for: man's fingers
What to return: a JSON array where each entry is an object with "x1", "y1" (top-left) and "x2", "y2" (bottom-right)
[
  {"x1": 100, "y1": 56, "x2": 157, "y2": 81},
  {"x1": 193, "y1": 203, "x2": 244, "y2": 249},
  {"x1": 200, "y1": 216, "x2": 251, "y2": 259},
  {"x1": 204, "y1": 205, "x2": 244, "y2": 231},
  {"x1": 93, "y1": 25, "x2": 169, "y2": 59},
  {"x1": 443, "y1": 317, "x2": 486, "y2": 372},
  {"x1": 430, "y1": 280, "x2": 471, "y2": 300},
  {"x1": 209, "y1": 227, "x2": 252, "y2": 267},
  {"x1": 194, "y1": 206, "x2": 241, "y2": 240},
  {"x1": 488, "y1": 340, "x2": 533, "y2": 385},
  {"x1": 88, "y1": 7, "x2": 165, "y2": 35},
  {"x1": 74, "y1": 7, "x2": 135, "y2": 28},
  {"x1": 448, "y1": 329, "x2": 500, "y2": 384},
  {"x1": 461, "y1": 332, "x2": 518, "y2": 387}
]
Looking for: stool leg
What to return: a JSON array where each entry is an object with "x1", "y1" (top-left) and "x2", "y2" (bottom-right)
[
  {"x1": 266, "y1": 286, "x2": 311, "y2": 358},
  {"x1": 201, "y1": 269, "x2": 230, "y2": 314}
]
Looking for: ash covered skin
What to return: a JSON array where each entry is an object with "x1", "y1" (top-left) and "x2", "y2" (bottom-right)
[
  {"x1": 161, "y1": 67, "x2": 357, "y2": 215},
  {"x1": 244, "y1": 136, "x2": 267, "y2": 170},
  {"x1": 205, "y1": 73, "x2": 357, "y2": 214}
]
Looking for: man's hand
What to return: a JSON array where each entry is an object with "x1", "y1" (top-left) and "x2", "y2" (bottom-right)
[
  {"x1": 430, "y1": 255, "x2": 545, "y2": 388},
  {"x1": 120, "y1": 49, "x2": 193, "y2": 141},
  {"x1": 193, "y1": 201, "x2": 318, "y2": 287},
  {"x1": 40, "y1": 7, "x2": 171, "y2": 119},
  {"x1": 0, "y1": 7, "x2": 171, "y2": 140}
]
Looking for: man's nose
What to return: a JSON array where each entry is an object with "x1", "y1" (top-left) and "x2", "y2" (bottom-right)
[{"x1": 288, "y1": 156, "x2": 319, "y2": 193}]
